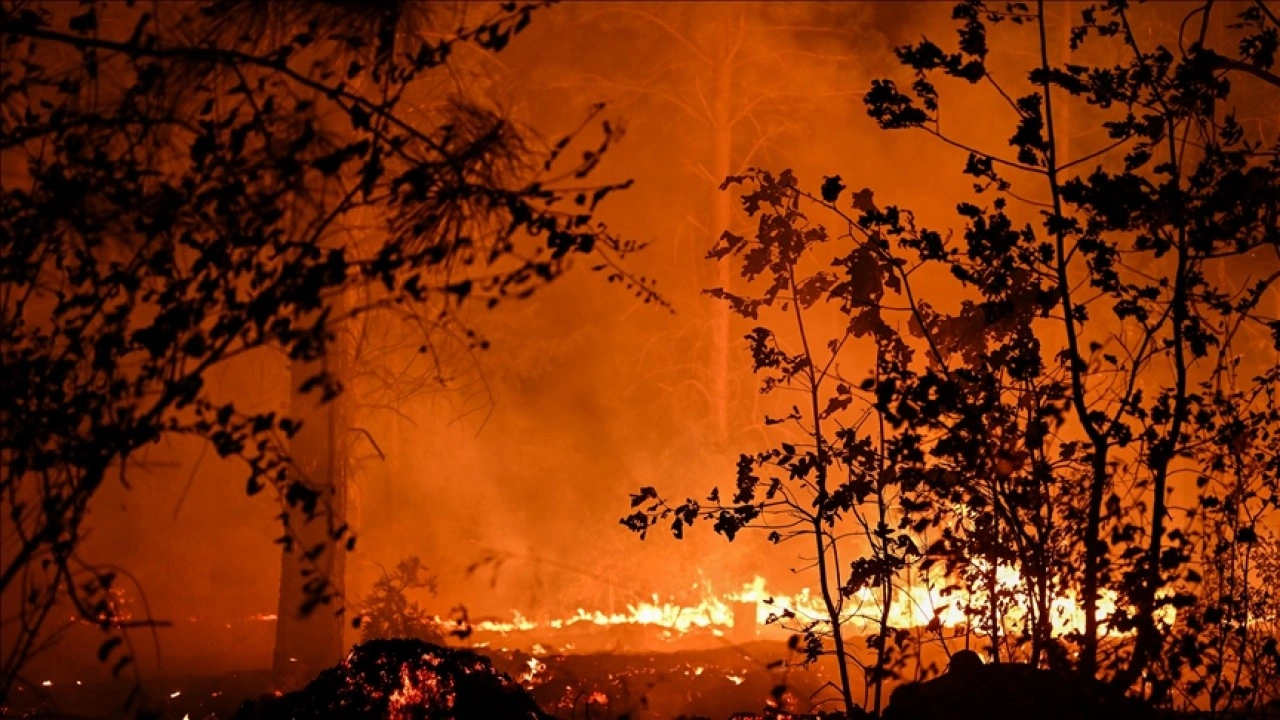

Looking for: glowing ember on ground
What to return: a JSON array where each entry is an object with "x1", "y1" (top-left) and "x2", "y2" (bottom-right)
[{"x1": 518, "y1": 657, "x2": 547, "y2": 686}]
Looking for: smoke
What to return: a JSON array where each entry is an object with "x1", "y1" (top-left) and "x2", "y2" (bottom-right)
[
  {"x1": 25, "y1": 2, "x2": 960, "y2": 681},
  {"x1": 41, "y1": 0, "x2": 1275, "y2": 683}
]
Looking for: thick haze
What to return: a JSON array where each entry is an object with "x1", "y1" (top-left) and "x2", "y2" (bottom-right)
[{"x1": 39, "y1": 1, "x2": 1276, "y2": 681}]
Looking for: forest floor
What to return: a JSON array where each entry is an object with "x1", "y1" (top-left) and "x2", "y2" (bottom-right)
[
  {"x1": 4, "y1": 642, "x2": 1278, "y2": 720},
  {"x1": 1, "y1": 641, "x2": 837, "y2": 720}
]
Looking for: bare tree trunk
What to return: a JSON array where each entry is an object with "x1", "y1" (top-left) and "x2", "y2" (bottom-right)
[
  {"x1": 707, "y1": 15, "x2": 736, "y2": 449},
  {"x1": 273, "y1": 301, "x2": 350, "y2": 684},
  {"x1": 271, "y1": 9, "x2": 395, "y2": 674}
]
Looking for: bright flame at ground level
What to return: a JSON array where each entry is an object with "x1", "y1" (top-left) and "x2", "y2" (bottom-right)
[{"x1": 431, "y1": 566, "x2": 1175, "y2": 643}]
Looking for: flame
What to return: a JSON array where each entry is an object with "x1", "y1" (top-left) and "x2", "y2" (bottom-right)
[
  {"x1": 424, "y1": 566, "x2": 1175, "y2": 646},
  {"x1": 518, "y1": 657, "x2": 547, "y2": 686},
  {"x1": 388, "y1": 664, "x2": 451, "y2": 719},
  {"x1": 437, "y1": 574, "x2": 932, "y2": 639}
]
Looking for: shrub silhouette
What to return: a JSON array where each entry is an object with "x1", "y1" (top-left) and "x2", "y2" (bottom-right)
[{"x1": 883, "y1": 650, "x2": 1151, "y2": 720}]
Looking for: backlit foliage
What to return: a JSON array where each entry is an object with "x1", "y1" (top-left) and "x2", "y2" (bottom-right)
[
  {"x1": 0, "y1": 0, "x2": 656, "y2": 701},
  {"x1": 626, "y1": 1, "x2": 1279, "y2": 714}
]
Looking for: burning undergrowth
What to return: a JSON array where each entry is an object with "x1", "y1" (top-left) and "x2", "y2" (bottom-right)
[
  {"x1": 235, "y1": 628, "x2": 835, "y2": 719},
  {"x1": 233, "y1": 639, "x2": 549, "y2": 720},
  {"x1": 3, "y1": 638, "x2": 837, "y2": 719}
]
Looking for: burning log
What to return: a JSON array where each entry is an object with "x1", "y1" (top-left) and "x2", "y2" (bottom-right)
[{"x1": 232, "y1": 638, "x2": 550, "y2": 720}]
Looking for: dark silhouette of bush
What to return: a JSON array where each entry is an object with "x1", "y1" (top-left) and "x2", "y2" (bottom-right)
[
  {"x1": 357, "y1": 557, "x2": 445, "y2": 645},
  {"x1": 233, "y1": 638, "x2": 551, "y2": 720},
  {"x1": 883, "y1": 650, "x2": 1152, "y2": 720}
]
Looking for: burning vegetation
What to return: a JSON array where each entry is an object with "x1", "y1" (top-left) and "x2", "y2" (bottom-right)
[
  {"x1": 233, "y1": 639, "x2": 549, "y2": 720},
  {"x1": 2, "y1": 0, "x2": 1280, "y2": 719}
]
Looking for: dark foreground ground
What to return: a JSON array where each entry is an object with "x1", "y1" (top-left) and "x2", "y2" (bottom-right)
[
  {"x1": 2, "y1": 641, "x2": 835, "y2": 720},
  {"x1": 4, "y1": 640, "x2": 1279, "y2": 720}
]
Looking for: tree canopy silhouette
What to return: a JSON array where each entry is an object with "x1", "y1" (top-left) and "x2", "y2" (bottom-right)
[{"x1": 0, "y1": 0, "x2": 658, "y2": 702}]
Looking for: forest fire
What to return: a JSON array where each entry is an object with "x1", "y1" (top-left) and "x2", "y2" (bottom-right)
[
  {"x1": 423, "y1": 566, "x2": 1168, "y2": 654},
  {"x1": 3, "y1": 0, "x2": 1279, "y2": 719}
]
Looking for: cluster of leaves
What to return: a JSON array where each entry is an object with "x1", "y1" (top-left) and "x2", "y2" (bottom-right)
[
  {"x1": 0, "y1": 0, "x2": 656, "y2": 702},
  {"x1": 626, "y1": 0, "x2": 1279, "y2": 714}
]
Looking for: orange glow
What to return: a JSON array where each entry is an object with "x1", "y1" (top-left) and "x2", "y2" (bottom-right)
[
  {"x1": 3, "y1": 5, "x2": 1274, "y2": 719},
  {"x1": 411, "y1": 568, "x2": 1169, "y2": 647}
]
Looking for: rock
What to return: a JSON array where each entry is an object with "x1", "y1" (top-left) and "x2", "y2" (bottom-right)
[
  {"x1": 234, "y1": 638, "x2": 551, "y2": 720},
  {"x1": 882, "y1": 650, "x2": 1151, "y2": 720}
]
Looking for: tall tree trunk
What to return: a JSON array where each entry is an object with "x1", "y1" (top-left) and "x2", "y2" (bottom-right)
[
  {"x1": 708, "y1": 11, "x2": 736, "y2": 448},
  {"x1": 273, "y1": 300, "x2": 350, "y2": 684}
]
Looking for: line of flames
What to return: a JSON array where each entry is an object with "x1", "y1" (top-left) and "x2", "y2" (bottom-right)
[
  {"x1": 31, "y1": 566, "x2": 1195, "y2": 696},
  {"x1": 222, "y1": 565, "x2": 1178, "y2": 644},
  {"x1": 432, "y1": 565, "x2": 1170, "y2": 641}
]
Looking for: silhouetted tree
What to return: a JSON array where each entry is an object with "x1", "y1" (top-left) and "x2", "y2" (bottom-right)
[
  {"x1": 863, "y1": 0, "x2": 1279, "y2": 701},
  {"x1": 625, "y1": 168, "x2": 936, "y2": 716},
  {"x1": 0, "y1": 0, "x2": 657, "y2": 703},
  {"x1": 538, "y1": 3, "x2": 867, "y2": 448},
  {"x1": 627, "y1": 0, "x2": 1279, "y2": 715}
]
